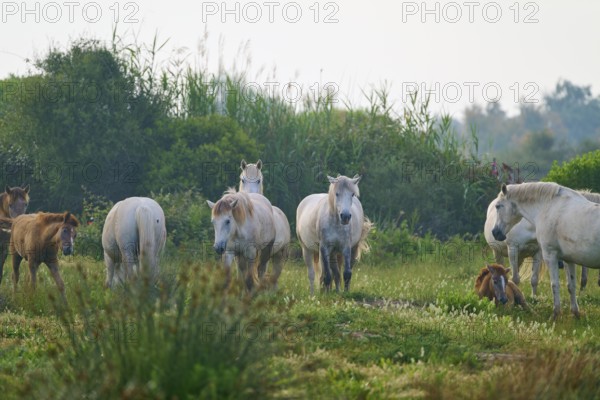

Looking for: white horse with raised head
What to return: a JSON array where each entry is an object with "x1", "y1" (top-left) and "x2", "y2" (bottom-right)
[
  {"x1": 102, "y1": 197, "x2": 167, "y2": 288},
  {"x1": 239, "y1": 159, "x2": 290, "y2": 289},
  {"x1": 207, "y1": 189, "x2": 276, "y2": 292},
  {"x1": 296, "y1": 175, "x2": 372, "y2": 294},
  {"x1": 485, "y1": 190, "x2": 600, "y2": 295},
  {"x1": 492, "y1": 182, "x2": 600, "y2": 319}
]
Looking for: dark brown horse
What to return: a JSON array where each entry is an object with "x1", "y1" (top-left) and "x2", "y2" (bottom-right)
[
  {"x1": 0, "y1": 212, "x2": 79, "y2": 297},
  {"x1": 0, "y1": 185, "x2": 30, "y2": 284},
  {"x1": 475, "y1": 263, "x2": 528, "y2": 309}
]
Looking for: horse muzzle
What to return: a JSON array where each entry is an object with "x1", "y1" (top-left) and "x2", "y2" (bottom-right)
[
  {"x1": 340, "y1": 212, "x2": 352, "y2": 225},
  {"x1": 492, "y1": 227, "x2": 506, "y2": 241},
  {"x1": 500, "y1": 297, "x2": 508, "y2": 305},
  {"x1": 213, "y1": 243, "x2": 226, "y2": 255},
  {"x1": 62, "y1": 246, "x2": 74, "y2": 256}
]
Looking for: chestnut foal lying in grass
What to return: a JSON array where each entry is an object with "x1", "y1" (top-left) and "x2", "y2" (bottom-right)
[{"x1": 475, "y1": 263, "x2": 529, "y2": 309}]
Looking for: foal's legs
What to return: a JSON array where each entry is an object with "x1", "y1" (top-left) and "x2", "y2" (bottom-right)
[
  {"x1": 47, "y1": 261, "x2": 67, "y2": 301},
  {"x1": 12, "y1": 253, "x2": 23, "y2": 292},
  {"x1": 28, "y1": 259, "x2": 40, "y2": 289},
  {"x1": 565, "y1": 262, "x2": 580, "y2": 318}
]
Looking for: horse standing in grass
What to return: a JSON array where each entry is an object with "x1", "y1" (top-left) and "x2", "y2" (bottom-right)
[
  {"x1": 296, "y1": 175, "x2": 372, "y2": 294},
  {"x1": 492, "y1": 182, "x2": 600, "y2": 319},
  {"x1": 0, "y1": 212, "x2": 79, "y2": 298},
  {"x1": 207, "y1": 189, "x2": 276, "y2": 292},
  {"x1": 485, "y1": 189, "x2": 600, "y2": 295},
  {"x1": 0, "y1": 185, "x2": 30, "y2": 284},
  {"x1": 239, "y1": 160, "x2": 290, "y2": 289},
  {"x1": 475, "y1": 264, "x2": 528, "y2": 308},
  {"x1": 102, "y1": 197, "x2": 167, "y2": 288}
]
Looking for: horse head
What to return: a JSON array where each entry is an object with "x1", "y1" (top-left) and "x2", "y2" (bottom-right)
[
  {"x1": 486, "y1": 264, "x2": 511, "y2": 305},
  {"x1": 492, "y1": 184, "x2": 522, "y2": 241},
  {"x1": 328, "y1": 175, "x2": 361, "y2": 225},
  {"x1": 60, "y1": 212, "x2": 80, "y2": 256},
  {"x1": 239, "y1": 159, "x2": 263, "y2": 194},
  {"x1": 207, "y1": 194, "x2": 247, "y2": 255},
  {"x1": 5, "y1": 184, "x2": 30, "y2": 218}
]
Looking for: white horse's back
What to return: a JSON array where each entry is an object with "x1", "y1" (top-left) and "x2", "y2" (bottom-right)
[{"x1": 102, "y1": 197, "x2": 166, "y2": 287}]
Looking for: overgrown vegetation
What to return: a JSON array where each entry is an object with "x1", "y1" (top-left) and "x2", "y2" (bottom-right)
[{"x1": 0, "y1": 36, "x2": 498, "y2": 239}]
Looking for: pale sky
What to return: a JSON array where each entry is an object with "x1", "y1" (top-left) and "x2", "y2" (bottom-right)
[{"x1": 1, "y1": 0, "x2": 599, "y2": 119}]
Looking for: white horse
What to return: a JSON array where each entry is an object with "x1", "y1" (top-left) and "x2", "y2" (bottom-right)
[
  {"x1": 492, "y1": 182, "x2": 600, "y2": 319},
  {"x1": 296, "y1": 175, "x2": 372, "y2": 294},
  {"x1": 239, "y1": 160, "x2": 290, "y2": 289},
  {"x1": 485, "y1": 190, "x2": 600, "y2": 295},
  {"x1": 102, "y1": 197, "x2": 167, "y2": 288},
  {"x1": 207, "y1": 189, "x2": 276, "y2": 292}
]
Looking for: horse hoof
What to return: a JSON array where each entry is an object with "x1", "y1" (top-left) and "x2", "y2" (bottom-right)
[{"x1": 572, "y1": 310, "x2": 581, "y2": 319}]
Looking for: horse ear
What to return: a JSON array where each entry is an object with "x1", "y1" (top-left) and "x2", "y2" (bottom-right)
[
  {"x1": 23, "y1": 184, "x2": 30, "y2": 193},
  {"x1": 504, "y1": 267, "x2": 511, "y2": 275},
  {"x1": 240, "y1": 160, "x2": 247, "y2": 170},
  {"x1": 63, "y1": 212, "x2": 71, "y2": 223},
  {"x1": 352, "y1": 175, "x2": 362, "y2": 185},
  {"x1": 206, "y1": 200, "x2": 215, "y2": 209},
  {"x1": 327, "y1": 176, "x2": 337, "y2": 184},
  {"x1": 256, "y1": 159, "x2": 262, "y2": 170},
  {"x1": 501, "y1": 183, "x2": 508, "y2": 195},
  {"x1": 5, "y1": 185, "x2": 10, "y2": 195},
  {"x1": 230, "y1": 199, "x2": 238, "y2": 208},
  {"x1": 486, "y1": 264, "x2": 494, "y2": 273}
]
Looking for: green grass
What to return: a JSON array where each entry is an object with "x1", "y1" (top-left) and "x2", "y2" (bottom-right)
[{"x1": 1, "y1": 252, "x2": 600, "y2": 399}]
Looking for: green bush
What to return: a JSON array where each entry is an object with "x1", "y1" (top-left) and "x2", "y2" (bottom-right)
[
  {"x1": 25, "y1": 264, "x2": 280, "y2": 399},
  {"x1": 544, "y1": 149, "x2": 600, "y2": 191}
]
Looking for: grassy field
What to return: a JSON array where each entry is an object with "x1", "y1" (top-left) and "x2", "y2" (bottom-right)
[{"x1": 1, "y1": 248, "x2": 600, "y2": 399}]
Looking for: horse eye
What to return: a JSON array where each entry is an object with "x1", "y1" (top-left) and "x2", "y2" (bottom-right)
[
  {"x1": 225, "y1": 219, "x2": 231, "y2": 225},
  {"x1": 257, "y1": 179, "x2": 261, "y2": 184},
  {"x1": 63, "y1": 228, "x2": 68, "y2": 233},
  {"x1": 335, "y1": 192, "x2": 339, "y2": 197}
]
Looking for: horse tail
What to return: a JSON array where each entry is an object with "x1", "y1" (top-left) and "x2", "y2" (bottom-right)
[
  {"x1": 136, "y1": 205, "x2": 158, "y2": 280},
  {"x1": 355, "y1": 217, "x2": 374, "y2": 261}
]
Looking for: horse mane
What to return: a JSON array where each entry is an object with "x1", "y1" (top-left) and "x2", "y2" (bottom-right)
[
  {"x1": 37, "y1": 212, "x2": 80, "y2": 227},
  {"x1": 502, "y1": 182, "x2": 562, "y2": 204},
  {"x1": 578, "y1": 189, "x2": 600, "y2": 203},
  {"x1": 212, "y1": 188, "x2": 254, "y2": 223},
  {"x1": 327, "y1": 176, "x2": 360, "y2": 211},
  {"x1": 475, "y1": 263, "x2": 508, "y2": 290}
]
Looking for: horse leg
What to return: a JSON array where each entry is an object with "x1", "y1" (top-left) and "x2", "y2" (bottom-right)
[
  {"x1": 46, "y1": 261, "x2": 67, "y2": 301},
  {"x1": 320, "y1": 244, "x2": 332, "y2": 291},
  {"x1": 598, "y1": 269, "x2": 600, "y2": 287},
  {"x1": 28, "y1": 260, "x2": 40, "y2": 290},
  {"x1": 343, "y1": 246, "x2": 352, "y2": 292},
  {"x1": 12, "y1": 253, "x2": 23, "y2": 292},
  {"x1": 581, "y1": 266, "x2": 588, "y2": 291},
  {"x1": 329, "y1": 253, "x2": 341, "y2": 292},
  {"x1": 257, "y1": 244, "x2": 272, "y2": 287},
  {"x1": 302, "y1": 247, "x2": 316, "y2": 295},
  {"x1": 104, "y1": 251, "x2": 116, "y2": 289},
  {"x1": 493, "y1": 249, "x2": 504, "y2": 265},
  {"x1": 544, "y1": 252, "x2": 561, "y2": 320},
  {"x1": 271, "y1": 243, "x2": 288, "y2": 291},
  {"x1": 565, "y1": 262, "x2": 580, "y2": 318},
  {"x1": 507, "y1": 243, "x2": 520, "y2": 285},
  {"x1": 0, "y1": 241, "x2": 7, "y2": 286},
  {"x1": 530, "y1": 250, "x2": 542, "y2": 297}
]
